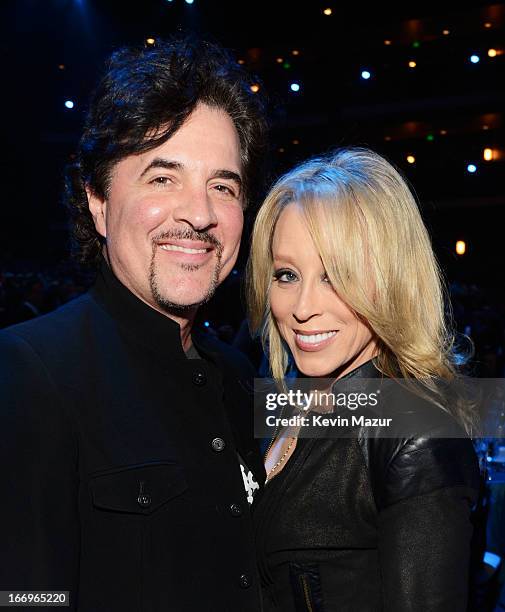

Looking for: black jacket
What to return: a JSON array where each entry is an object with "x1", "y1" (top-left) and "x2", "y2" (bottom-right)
[
  {"x1": 253, "y1": 360, "x2": 481, "y2": 611},
  {"x1": 0, "y1": 261, "x2": 266, "y2": 611}
]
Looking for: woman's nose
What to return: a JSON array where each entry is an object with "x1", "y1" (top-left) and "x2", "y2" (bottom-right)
[{"x1": 292, "y1": 283, "x2": 322, "y2": 323}]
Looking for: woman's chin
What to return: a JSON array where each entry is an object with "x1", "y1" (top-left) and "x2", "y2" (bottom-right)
[{"x1": 295, "y1": 361, "x2": 337, "y2": 378}]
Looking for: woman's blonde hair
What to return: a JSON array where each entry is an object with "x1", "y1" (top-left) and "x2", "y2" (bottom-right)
[{"x1": 247, "y1": 147, "x2": 474, "y2": 431}]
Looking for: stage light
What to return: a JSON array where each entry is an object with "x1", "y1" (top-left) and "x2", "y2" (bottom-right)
[
  {"x1": 58, "y1": 64, "x2": 65, "y2": 70},
  {"x1": 276, "y1": 57, "x2": 283, "y2": 63},
  {"x1": 408, "y1": 60, "x2": 416, "y2": 68},
  {"x1": 384, "y1": 40, "x2": 392, "y2": 45},
  {"x1": 426, "y1": 134, "x2": 434, "y2": 142},
  {"x1": 237, "y1": 59, "x2": 245, "y2": 65},
  {"x1": 290, "y1": 82, "x2": 301, "y2": 92},
  {"x1": 440, "y1": 129, "x2": 447, "y2": 135},
  {"x1": 361, "y1": 70, "x2": 371, "y2": 80},
  {"x1": 204, "y1": 321, "x2": 210, "y2": 327},
  {"x1": 292, "y1": 49, "x2": 300, "y2": 56},
  {"x1": 488, "y1": 48, "x2": 497, "y2": 57},
  {"x1": 442, "y1": 29, "x2": 450, "y2": 35},
  {"x1": 470, "y1": 55, "x2": 480, "y2": 64},
  {"x1": 466, "y1": 164, "x2": 477, "y2": 173},
  {"x1": 484, "y1": 22, "x2": 492, "y2": 29},
  {"x1": 406, "y1": 155, "x2": 415, "y2": 164},
  {"x1": 283, "y1": 62, "x2": 291, "y2": 69},
  {"x1": 185, "y1": 0, "x2": 194, "y2": 4},
  {"x1": 412, "y1": 41, "x2": 420, "y2": 48},
  {"x1": 64, "y1": 100, "x2": 74, "y2": 109},
  {"x1": 278, "y1": 148, "x2": 285, "y2": 153},
  {"x1": 292, "y1": 139, "x2": 300, "y2": 145},
  {"x1": 323, "y1": 8, "x2": 332, "y2": 16},
  {"x1": 482, "y1": 124, "x2": 489, "y2": 130},
  {"x1": 250, "y1": 84, "x2": 260, "y2": 93},
  {"x1": 456, "y1": 241, "x2": 466, "y2": 256},
  {"x1": 483, "y1": 148, "x2": 494, "y2": 161},
  {"x1": 146, "y1": 38, "x2": 155, "y2": 45}
]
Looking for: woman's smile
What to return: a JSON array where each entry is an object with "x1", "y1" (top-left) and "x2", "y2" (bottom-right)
[{"x1": 294, "y1": 329, "x2": 339, "y2": 351}]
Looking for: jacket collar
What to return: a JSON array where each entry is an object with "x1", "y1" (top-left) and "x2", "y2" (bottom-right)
[
  {"x1": 89, "y1": 258, "x2": 187, "y2": 361},
  {"x1": 337, "y1": 358, "x2": 383, "y2": 381}
]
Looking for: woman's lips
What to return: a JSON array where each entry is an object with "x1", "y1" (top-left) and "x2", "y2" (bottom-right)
[{"x1": 294, "y1": 329, "x2": 339, "y2": 352}]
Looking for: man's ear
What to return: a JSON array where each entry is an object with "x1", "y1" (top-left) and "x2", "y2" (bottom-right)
[{"x1": 86, "y1": 186, "x2": 107, "y2": 238}]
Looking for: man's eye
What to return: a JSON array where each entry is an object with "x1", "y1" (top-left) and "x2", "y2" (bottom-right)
[
  {"x1": 150, "y1": 176, "x2": 172, "y2": 186},
  {"x1": 273, "y1": 269, "x2": 298, "y2": 283},
  {"x1": 213, "y1": 184, "x2": 236, "y2": 197}
]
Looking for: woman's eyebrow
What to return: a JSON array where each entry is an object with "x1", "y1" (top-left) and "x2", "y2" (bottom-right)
[{"x1": 273, "y1": 254, "x2": 297, "y2": 264}]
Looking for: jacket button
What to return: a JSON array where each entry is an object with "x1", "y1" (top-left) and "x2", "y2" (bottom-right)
[
  {"x1": 192, "y1": 370, "x2": 207, "y2": 386},
  {"x1": 229, "y1": 503, "x2": 243, "y2": 517},
  {"x1": 137, "y1": 493, "x2": 152, "y2": 508},
  {"x1": 239, "y1": 573, "x2": 251, "y2": 589},
  {"x1": 211, "y1": 437, "x2": 226, "y2": 452}
]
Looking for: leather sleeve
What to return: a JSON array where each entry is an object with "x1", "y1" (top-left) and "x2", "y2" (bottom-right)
[
  {"x1": 0, "y1": 330, "x2": 80, "y2": 609},
  {"x1": 375, "y1": 435, "x2": 480, "y2": 611},
  {"x1": 378, "y1": 484, "x2": 477, "y2": 611}
]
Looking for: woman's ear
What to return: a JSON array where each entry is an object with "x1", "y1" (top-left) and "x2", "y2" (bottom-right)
[{"x1": 86, "y1": 186, "x2": 107, "y2": 238}]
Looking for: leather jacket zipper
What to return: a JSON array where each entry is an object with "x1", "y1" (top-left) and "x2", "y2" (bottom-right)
[{"x1": 299, "y1": 574, "x2": 314, "y2": 612}]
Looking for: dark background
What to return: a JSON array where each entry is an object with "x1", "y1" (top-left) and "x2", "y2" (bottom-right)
[{"x1": 0, "y1": 0, "x2": 504, "y2": 368}]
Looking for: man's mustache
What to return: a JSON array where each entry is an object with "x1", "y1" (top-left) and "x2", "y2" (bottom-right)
[{"x1": 152, "y1": 228, "x2": 223, "y2": 255}]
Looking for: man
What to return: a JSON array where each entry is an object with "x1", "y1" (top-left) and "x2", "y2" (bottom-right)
[{"x1": 0, "y1": 37, "x2": 267, "y2": 611}]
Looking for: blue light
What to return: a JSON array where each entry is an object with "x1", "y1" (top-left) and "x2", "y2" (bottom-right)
[
  {"x1": 470, "y1": 54, "x2": 480, "y2": 64},
  {"x1": 232, "y1": 269, "x2": 238, "y2": 275},
  {"x1": 64, "y1": 100, "x2": 74, "y2": 109},
  {"x1": 484, "y1": 552, "x2": 501, "y2": 569},
  {"x1": 185, "y1": 0, "x2": 194, "y2": 3},
  {"x1": 290, "y1": 82, "x2": 300, "y2": 92},
  {"x1": 467, "y1": 164, "x2": 477, "y2": 173},
  {"x1": 204, "y1": 321, "x2": 210, "y2": 328},
  {"x1": 361, "y1": 70, "x2": 371, "y2": 80}
]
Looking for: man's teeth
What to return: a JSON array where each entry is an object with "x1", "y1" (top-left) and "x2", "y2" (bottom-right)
[
  {"x1": 297, "y1": 331, "x2": 337, "y2": 344},
  {"x1": 160, "y1": 244, "x2": 208, "y2": 254}
]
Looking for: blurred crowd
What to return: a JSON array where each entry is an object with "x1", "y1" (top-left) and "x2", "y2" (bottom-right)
[{"x1": 0, "y1": 262, "x2": 94, "y2": 330}]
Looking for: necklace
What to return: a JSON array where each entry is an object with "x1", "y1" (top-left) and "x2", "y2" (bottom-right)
[
  {"x1": 264, "y1": 435, "x2": 297, "y2": 484},
  {"x1": 264, "y1": 394, "x2": 310, "y2": 484}
]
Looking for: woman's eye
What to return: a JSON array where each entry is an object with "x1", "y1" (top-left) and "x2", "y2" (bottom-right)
[{"x1": 273, "y1": 269, "x2": 298, "y2": 283}]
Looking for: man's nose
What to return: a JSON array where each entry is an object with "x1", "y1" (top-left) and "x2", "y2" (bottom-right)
[
  {"x1": 172, "y1": 186, "x2": 218, "y2": 231},
  {"x1": 292, "y1": 283, "x2": 322, "y2": 324}
]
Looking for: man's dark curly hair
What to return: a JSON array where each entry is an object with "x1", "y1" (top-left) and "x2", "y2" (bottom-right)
[{"x1": 64, "y1": 35, "x2": 268, "y2": 267}]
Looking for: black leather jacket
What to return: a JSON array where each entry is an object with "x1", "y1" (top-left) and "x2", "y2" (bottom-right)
[{"x1": 253, "y1": 360, "x2": 481, "y2": 611}]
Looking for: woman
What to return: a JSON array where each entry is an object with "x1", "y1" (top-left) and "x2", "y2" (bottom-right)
[{"x1": 247, "y1": 147, "x2": 481, "y2": 611}]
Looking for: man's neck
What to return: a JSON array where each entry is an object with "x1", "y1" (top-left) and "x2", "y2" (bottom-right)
[{"x1": 103, "y1": 250, "x2": 196, "y2": 352}]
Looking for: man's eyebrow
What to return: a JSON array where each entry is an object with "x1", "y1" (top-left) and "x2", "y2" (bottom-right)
[
  {"x1": 139, "y1": 158, "x2": 184, "y2": 178},
  {"x1": 211, "y1": 169, "x2": 243, "y2": 191}
]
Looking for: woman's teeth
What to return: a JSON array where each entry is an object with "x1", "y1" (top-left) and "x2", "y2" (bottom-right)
[
  {"x1": 296, "y1": 331, "x2": 337, "y2": 344},
  {"x1": 160, "y1": 244, "x2": 208, "y2": 254}
]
